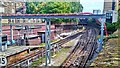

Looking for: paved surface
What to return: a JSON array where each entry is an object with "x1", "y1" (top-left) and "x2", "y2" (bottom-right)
[
  {"x1": 0, "y1": 45, "x2": 45, "y2": 57},
  {"x1": 0, "y1": 46, "x2": 29, "y2": 57}
]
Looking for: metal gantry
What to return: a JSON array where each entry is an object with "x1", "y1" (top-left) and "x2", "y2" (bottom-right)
[
  {"x1": 0, "y1": 16, "x2": 2, "y2": 50},
  {"x1": 96, "y1": 18, "x2": 105, "y2": 52},
  {"x1": 1, "y1": 13, "x2": 106, "y2": 66},
  {"x1": 2, "y1": 14, "x2": 105, "y2": 19},
  {"x1": 45, "y1": 19, "x2": 51, "y2": 66}
]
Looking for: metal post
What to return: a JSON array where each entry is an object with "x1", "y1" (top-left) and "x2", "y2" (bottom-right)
[
  {"x1": 10, "y1": 24, "x2": 13, "y2": 45},
  {"x1": 45, "y1": 19, "x2": 51, "y2": 66},
  {"x1": 0, "y1": 15, "x2": 2, "y2": 51},
  {"x1": 96, "y1": 18, "x2": 105, "y2": 52},
  {"x1": 27, "y1": 59, "x2": 30, "y2": 66},
  {"x1": 8, "y1": 18, "x2": 13, "y2": 45},
  {"x1": 23, "y1": 18, "x2": 25, "y2": 23}
]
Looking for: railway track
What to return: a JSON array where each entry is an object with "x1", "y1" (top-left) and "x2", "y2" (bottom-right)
[
  {"x1": 7, "y1": 30, "x2": 84, "y2": 67},
  {"x1": 61, "y1": 28, "x2": 98, "y2": 68}
]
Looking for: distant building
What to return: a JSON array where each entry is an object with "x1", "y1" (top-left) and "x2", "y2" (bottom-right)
[
  {"x1": 4, "y1": 2, "x2": 26, "y2": 14},
  {"x1": 0, "y1": 1, "x2": 6, "y2": 14},
  {"x1": 104, "y1": 0, "x2": 118, "y2": 23},
  {"x1": 0, "y1": 2, "x2": 26, "y2": 14},
  {"x1": 4, "y1": 2, "x2": 16, "y2": 14},
  {"x1": 15, "y1": 2, "x2": 26, "y2": 14},
  {"x1": 0, "y1": 2, "x2": 26, "y2": 23},
  {"x1": 103, "y1": 0, "x2": 118, "y2": 13},
  {"x1": 103, "y1": 0, "x2": 112, "y2": 13},
  {"x1": 1, "y1": 2, "x2": 41, "y2": 24},
  {"x1": 114, "y1": 0, "x2": 119, "y2": 11}
]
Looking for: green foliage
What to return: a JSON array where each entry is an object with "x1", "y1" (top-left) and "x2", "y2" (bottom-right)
[
  {"x1": 39, "y1": 43, "x2": 45, "y2": 46},
  {"x1": 32, "y1": 57, "x2": 45, "y2": 66},
  {"x1": 117, "y1": 10, "x2": 120, "y2": 28},
  {"x1": 106, "y1": 10, "x2": 120, "y2": 33},
  {"x1": 26, "y1": 2, "x2": 83, "y2": 14},
  {"x1": 26, "y1": 2, "x2": 83, "y2": 24},
  {"x1": 70, "y1": 2, "x2": 83, "y2": 13},
  {"x1": 106, "y1": 22, "x2": 117, "y2": 33},
  {"x1": 51, "y1": 39, "x2": 59, "y2": 43}
]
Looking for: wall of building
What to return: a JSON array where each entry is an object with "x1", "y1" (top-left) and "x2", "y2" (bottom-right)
[
  {"x1": 0, "y1": 2, "x2": 25, "y2": 14},
  {"x1": 103, "y1": 0, "x2": 119, "y2": 13},
  {"x1": 4, "y1": 2, "x2": 15, "y2": 14},
  {"x1": 103, "y1": 0, "x2": 113, "y2": 13},
  {"x1": 0, "y1": 1, "x2": 6, "y2": 14},
  {"x1": 0, "y1": 7, "x2": 5, "y2": 13}
]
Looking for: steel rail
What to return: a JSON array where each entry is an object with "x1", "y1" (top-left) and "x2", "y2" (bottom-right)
[
  {"x1": 61, "y1": 29, "x2": 92, "y2": 67},
  {"x1": 61, "y1": 28, "x2": 98, "y2": 68}
]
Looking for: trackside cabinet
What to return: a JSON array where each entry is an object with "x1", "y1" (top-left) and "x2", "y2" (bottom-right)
[{"x1": 106, "y1": 10, "x2": 118, "y2": 23}]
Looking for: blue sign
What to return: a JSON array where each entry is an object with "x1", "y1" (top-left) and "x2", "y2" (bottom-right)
[{"x1": 98, "y1": 38, "x2": 101, "y2": 42}]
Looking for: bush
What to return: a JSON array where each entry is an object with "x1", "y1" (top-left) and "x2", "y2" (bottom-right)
[
  {"x1": 116, "y1": 11, "x2": 120, "y2": 28},
  {"x1": 105, "y1": 11, "x2": 120, "y2": 34},
  {"x1": 106, "y1": 22, "x2": 117, "y2": 33}
]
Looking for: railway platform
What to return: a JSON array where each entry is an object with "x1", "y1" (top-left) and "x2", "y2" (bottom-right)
[
  {"x1": 0, "y1": 46, "x2": 43, "y2": 57},
  {"x1": 0, "y1": 46, "x2": 29, "y2": 57}
]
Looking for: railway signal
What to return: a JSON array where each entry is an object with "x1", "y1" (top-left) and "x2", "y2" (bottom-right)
[
  {"x1": 0, "y1": 35, "x2": 7, "y2": 51},
  {"x1": 106, "y1": 10, "x2": 118, "y2": 23}
]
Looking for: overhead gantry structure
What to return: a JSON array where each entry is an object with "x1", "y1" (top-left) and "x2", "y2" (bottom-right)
[{"x1": 0, "y1": 13, "x2": 106, "y2": 66}]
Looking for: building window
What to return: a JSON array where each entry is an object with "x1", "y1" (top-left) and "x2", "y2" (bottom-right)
[
  {"x1": 1, "y1": 2, "x2": 4, "y2": 4},
  {"x1": 0, "y1": 7, "x2": 4, "y2": 13},
  {"x1": 12, "y1": 3, "x2": 14, "y2": 5},
  {"x1": 16, "y1": 4, "x2": 19, "y2": 7},
  {"x1": 12, "y1": 9, "x2": 15, "y2": 13},
  {"x1": 6, "y1": 2, "x2": 8, "y2": 5}
]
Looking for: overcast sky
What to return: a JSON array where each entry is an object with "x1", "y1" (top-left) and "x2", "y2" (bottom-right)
[{"x1": 80, "y1": 0, "x2": 104, "y2": 13}]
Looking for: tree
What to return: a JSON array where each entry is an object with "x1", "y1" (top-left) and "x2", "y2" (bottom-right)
[
  {"x1": 26, "y1": 2, "x2": 39, "y2": 14},
  {"x1": 26, "y1": 2, "x2": 83, "y2": 24},
  {"x1": 70, "y1": 2, "x2": 83, "y2": 13}
]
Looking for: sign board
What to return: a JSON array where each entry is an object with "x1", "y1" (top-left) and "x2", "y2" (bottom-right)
[{"x1": 0, "y1": 56, "x2": 7, "y2": 66}]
